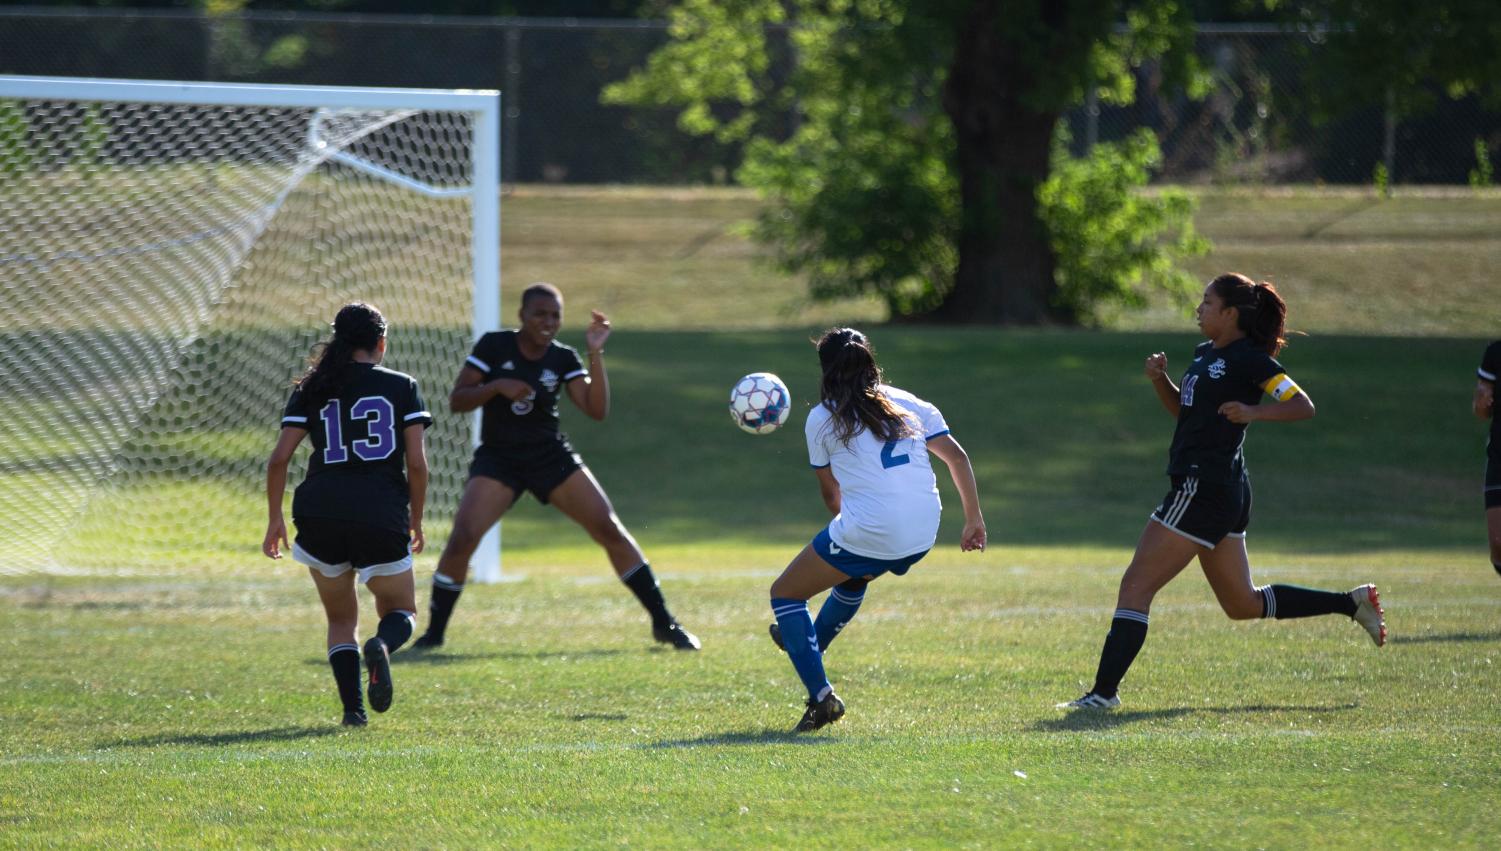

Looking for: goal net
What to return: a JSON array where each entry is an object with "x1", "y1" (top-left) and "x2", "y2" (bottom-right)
[{"x1": 0, "y1": 76, "x2": 500, "y2": 578}]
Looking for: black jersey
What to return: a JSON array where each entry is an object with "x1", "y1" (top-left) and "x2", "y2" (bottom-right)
[
  {"x1": 465, "y1": 330, "x2": 588, "y2": 448},
  {"x1": 1479, "y1": 340, "x2": 1501, "y2": 461},
  {"x1": 281, "y1": 363, "x2": 432, "y2": 533},
  {"x1": 1165, "y1": 338, "x2": 1291, "y2": 482}
]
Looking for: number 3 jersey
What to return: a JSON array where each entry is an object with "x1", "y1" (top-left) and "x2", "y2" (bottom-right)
[
  {"x1": 465, "y1": 330, "x2": 588, "y2": 448},
  {"x1": 806, "y1": 385, "x2": 951, "y2": 560},
  {"x1": 1167, "y1": 337, "x2": 1299, "y2": 482},
  {"x1": 280, "y1": 363, "x2": 433, "y2": 533}
]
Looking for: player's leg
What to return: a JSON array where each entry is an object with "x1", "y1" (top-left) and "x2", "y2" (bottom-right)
[
  {"x1": 1487, "y1": 504, "x2": 1501, "y2": 578},
  {"x1": 1060, "y1": 519, "x2": 1201, "y2": 710},
  {"x1": 308, "y1": 566, "x2": 365, "y2": 725},
  {"x1": 548, "y1": 467, "x2": 699, "y2": 649},
  {"x1": 414, "y1": 475, "x2": 516, "y2": 649},
  {"x1": 770, "y1": 542, "x2": 852, "y2": 731},
  {"x1": 361, "y1": 546, "x2": 418, "y2": 712},
  {"x1": 813, "y1": 577, "x2": 869, "y2": 652}
]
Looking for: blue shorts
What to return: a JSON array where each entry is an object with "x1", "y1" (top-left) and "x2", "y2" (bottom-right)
[{"x1": 811, "y1": 527, "x2": 929, "y2": 579}]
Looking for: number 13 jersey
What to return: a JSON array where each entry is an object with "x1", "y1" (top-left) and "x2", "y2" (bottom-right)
[
  {"x1": 1167, "y1": 338, "x2": 1296, "y2": 483},
  {"x1": 280, "y1": 363, "x2": 432, "y2": 533}
]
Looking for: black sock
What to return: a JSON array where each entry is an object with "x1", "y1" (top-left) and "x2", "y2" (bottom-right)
[
  {"x1": 621, "y1": 563, "x2": 673, "y2": 629},
  {"x1": 377, "y1": 610, "x2": 416, "y2": 653},
  {"x1": 425, "y1": 572, "x2": 463, "y2": 640},
  {"x1": 327, "y1": 643, "x2": 363, "y2": 714},
  {"x1": 1257, "y1": 584, "x2": 1356, "y2": 619},
  {"x1": 1090, "y1": 609, "x2": 1149, "y2": 699}
]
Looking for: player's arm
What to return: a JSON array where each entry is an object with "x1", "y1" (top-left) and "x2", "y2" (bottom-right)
[
  {"x1": 1145, "y1": 352, "x2": 1180, "y2": 417},
  {"x1": 566, "y1": 310, "x2": 613, "y2": 421},
  {"x1": 403, "y1": 423, "x2": 429, "y2": 554},
  {"x1": 813, "y1": 466, "x2": 841, "y2": 516},
  {"x1": 1475, "y1": 379, "x2": 1494, "y2": 420},
  {"x1": 1219, "y1": 373, "x2": 1315, "y2": 424},
  {"x1": 927, "y1": 434, "x2": 987, "y2": 552},
  {"x1": 449, "y1": 365, "x2": 531, "y2": 413},
  {"x1": 263, "y1": 426, "x2": 307, "y2": 559}
]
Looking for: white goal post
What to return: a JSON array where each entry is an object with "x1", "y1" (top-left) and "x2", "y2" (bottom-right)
[{"x1": 0, "y1": 75, "x2": 504, "y2": 581}]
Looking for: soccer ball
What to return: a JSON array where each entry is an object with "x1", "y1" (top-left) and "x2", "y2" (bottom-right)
[{"x1": 729, "y1": 372, "x2": 791, "y2": 435}]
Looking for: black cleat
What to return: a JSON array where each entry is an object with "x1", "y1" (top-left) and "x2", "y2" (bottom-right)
[
  {"x1": 408, "y1": 632, "x2": 444, "y2": 652},
  {"x1": 652, "y1": 621, "x2": 701, "y2": 650},
  {"x1": 768, "y1": 623, "x2": 785, "y2": 652},
  {"x1": 794, "y1": 691, "x2": 845, "y2": 733},
  {"x1": 363, "y1": 637, "x2": 393, "y2": 713},
  {"x1": 342, "y1": 710, "x2": 368, "y2": 727}
]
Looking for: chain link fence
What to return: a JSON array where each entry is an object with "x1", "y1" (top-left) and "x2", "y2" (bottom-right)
[{"x1": 2, "y1": 8, "x2": 1497, "y2": 187}]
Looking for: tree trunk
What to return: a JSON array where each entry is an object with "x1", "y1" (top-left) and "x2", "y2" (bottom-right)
[{"x1": 932, "y1": 3, "x2": 1069, "y2": 325}]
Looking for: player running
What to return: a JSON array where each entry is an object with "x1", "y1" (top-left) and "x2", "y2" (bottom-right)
[
  {"x1": 769, "y1": 327, "x2": 986, "y2": 732},
  {"x1": 263, "y1": 303, "x2": 431, "y2": 727},
  {"x1": 1058, "y1": 274, "x2": 1385, "y2": 712},
  {"x1": 412, "y1": 282, "x2": 700, "y2": 651}
]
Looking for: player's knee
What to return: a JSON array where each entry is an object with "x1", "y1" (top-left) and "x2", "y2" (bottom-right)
[
  {"x1": 1222, "y1": 596, "x2": 1262, "y2": 620},
  {"x1": 588, "y1": 514, "x2": 629, "y2": 546},
  {"x1": 836, "y1": 577, "x2": 869, "y2": 594}
]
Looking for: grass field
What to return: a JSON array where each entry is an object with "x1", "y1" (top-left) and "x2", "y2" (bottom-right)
[{"x1": 2, "y1": 187, "x2": 1499, "y2": 847}]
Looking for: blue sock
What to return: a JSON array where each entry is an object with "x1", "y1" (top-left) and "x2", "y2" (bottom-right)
[
  {"x1": 771, "y1": 597, "x2": 830, "y2": 702},
  {"x1": 814, "y1": 579, "x2": 867, "y2": 651}
]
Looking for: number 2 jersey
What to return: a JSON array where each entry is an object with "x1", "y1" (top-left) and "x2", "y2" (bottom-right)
[
  {"x1": 280, "y1": 363, "x2": 432, "y2": 534},
  {"x1": 806, "y1": 385, "x2": 951, "y2": 560},
  {"x1": 1167, "y1": 337, "x2": 1300, "y2": 482},
  {"x1": 465, "y1": 330, "x2": 588, "y2": 449}
]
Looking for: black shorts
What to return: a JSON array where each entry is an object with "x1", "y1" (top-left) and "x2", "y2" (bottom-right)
[
  {"x1": 468, "y1": 439, "x2": 583, "y2": 504},
  {"x1": 1150, "y1": 475, "x2": 1251, "y2": 549},
  {"x1": 1486, "y1": 457, "x2": 1501, "y2": 509},
  {"x1": 292, "y1": 517, "x2": 412, "y2": 572}
]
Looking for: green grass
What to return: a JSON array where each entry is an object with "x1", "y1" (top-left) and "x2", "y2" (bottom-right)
[{"x1": 3, "y1": 186, "x2": 1500, "y2": 846}]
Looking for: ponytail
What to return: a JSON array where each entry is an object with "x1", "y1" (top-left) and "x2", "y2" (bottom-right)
[
  {"x1": 814, "y1": 328, "x2": 915, "y2": 446},
  {"x1": 297, "y1": 302, "x2": 387, "y2": 407},
  {"x1": 1209, "y1": 274, "x2": 1288, "y2": 356}
]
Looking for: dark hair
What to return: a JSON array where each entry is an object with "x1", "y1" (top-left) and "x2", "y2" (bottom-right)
[
  {"x1": 297, "y1": 302, "x2": 386, "y2": 407},
  {"x1": 1209, "y1": 273, "x2": 1288, "y2": 356},
  {"x1": 521, "y1": 282, "x2": 562, "y2": 309},
  {"x1": 815, "y1": 328, "x2": 915, "y2": 446}
]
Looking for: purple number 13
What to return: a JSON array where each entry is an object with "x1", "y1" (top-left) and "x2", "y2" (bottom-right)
[{"x1": 319, "y1": 396, "x2": 397, "y2": 464}]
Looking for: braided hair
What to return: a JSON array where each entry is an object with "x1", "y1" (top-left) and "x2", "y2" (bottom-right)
[
  {"x1": 815, "y1": 328, "x2": 915, "y2": 446},
  {"x1": 1209, "y1": 273, "x2": 1288, "y2": 356},
  {"x1": 297, "y1": 302, "x2": 387, "y2": 408}
]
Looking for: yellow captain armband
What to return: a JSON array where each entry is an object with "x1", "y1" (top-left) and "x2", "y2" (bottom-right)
[{"x1": 1261, "y1": 373, "x2": 1302, "y2": 402}]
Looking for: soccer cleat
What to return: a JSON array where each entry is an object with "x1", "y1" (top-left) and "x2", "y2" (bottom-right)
[
  {"x1": 1349, "y1": 584, "x2": 1386, "y2": 647},
  {"x1": 341, "y1": 710, "x2": 368, "y2": 727},
  {"x1": 768, "y1": 623, "x2": 785, "y2": 652},
  {"x1": 408, "y1": 632, "x2": 444, "y2": 651},
  {"x1": 794, "y1": 691, "x2": 846, "y2": 733},
  {"x1": 363, "y1": 637, "x2": 393, "y2": 713},
  {"x1": 1055, "y1": 692, "x2": 1121, "y2": 710},
  {"x1": 653, "y1": 622, "x2": 701, "y2": 651}
]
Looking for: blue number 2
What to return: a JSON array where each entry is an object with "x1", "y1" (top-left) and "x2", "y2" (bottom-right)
[
  {"x1": 880, "y1": 439, "x2": 911, "y2": 469},
  {"x1": 318, "y1": 396, "x2": 397, "y2": 464}
]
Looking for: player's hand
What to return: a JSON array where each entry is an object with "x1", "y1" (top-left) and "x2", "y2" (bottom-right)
[
  {"x1": 410, "y1": 524, "x2": 425, "y2": 555},
  {"x1": 1145, "y1": 352, "x2": 1168, "y2": 380},
  {"x1": 262, "y1": 517, "x2": 289, "y2": 559},
  {"x1": 1218, "y1": 401, "x2": 1257, "y2": 423},
  {"x1": 490, "y1": 378, "x2": 532, "y2": 402},
  {"x1": 960, "y1": 519, "x2": 987, "y2": 552},
  {"x1": 585, "y1": 310, "x2": 612, "y2": 353}
]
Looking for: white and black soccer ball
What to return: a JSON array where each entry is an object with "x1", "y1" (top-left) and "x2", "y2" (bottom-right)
[{"x1": 729, "y1": 372, "x2": 791, "y2": 435}]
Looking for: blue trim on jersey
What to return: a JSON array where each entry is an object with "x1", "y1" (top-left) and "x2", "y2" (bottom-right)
[
  {"x1": 925, "y1": 428, "x2": 951, "y2": 440},
  {"x1": 811, "y1": 526, "x2": 928, "y2": 579},
  {"x1": 810, "y1": 463, "x2": 830, "y2": 469}
]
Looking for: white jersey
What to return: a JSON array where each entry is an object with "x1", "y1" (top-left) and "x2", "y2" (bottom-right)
[{"x1": 805, "y1": 384, "x2": 950, "y2": 559}]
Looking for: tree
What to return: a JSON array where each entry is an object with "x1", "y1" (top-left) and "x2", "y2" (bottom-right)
[{"x1": 604, "y1": 1, "x2": 1209, "y2": 324}]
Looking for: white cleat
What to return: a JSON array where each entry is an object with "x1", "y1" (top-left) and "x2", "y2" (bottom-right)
[
  {"x1": 1350, "y1": 584, "x2": 1386, "y2": 647},
  {"x1": 1055, "y1": 692, "x2": 1120, "y2": 710}
]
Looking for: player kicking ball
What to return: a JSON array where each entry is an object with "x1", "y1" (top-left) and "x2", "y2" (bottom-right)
[{"x1": 769, "y1": 328, "x2": 986, "y2": 732}]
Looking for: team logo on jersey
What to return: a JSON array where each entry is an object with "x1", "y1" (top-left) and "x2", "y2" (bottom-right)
[
  {"x1": 1207, "y1": 358, "x2": 1227, "y2": 379},
  {"x1": 500, "y1": 360, "x2": 515, "y2": 371},
  {"x1": 539, "y1": 369, "x2": 559, "y2": 392}
]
